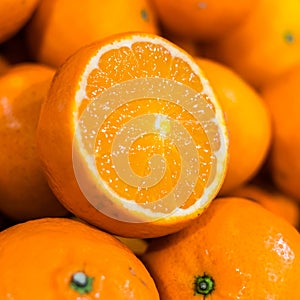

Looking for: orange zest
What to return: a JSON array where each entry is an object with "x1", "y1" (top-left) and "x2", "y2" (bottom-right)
[
  {"x1": 142, "y1": 197, "x2": 300, "y2": 299},
  {"x1": 0, "y1": 218, "x2": 159, "y2": 299}
]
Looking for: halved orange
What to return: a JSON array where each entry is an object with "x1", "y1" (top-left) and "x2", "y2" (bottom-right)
[{"x1": 37, "y1": 33, "x2": 228, "y2": 238}]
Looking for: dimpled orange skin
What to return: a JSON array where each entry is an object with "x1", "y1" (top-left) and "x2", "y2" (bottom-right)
[
  {"x1": 261, "y1": 64, "x2": 300, "y2": 200},
  {"x1": 0, "y1": 218, "x2": 159, "y2": 299},
  {"x1": 25, "y1": 0, "x2": 159, "y2": 67},
  {"x1": 142, "y1": 197, "x2": 300, "y2": 299},
  {"x1": 230, "y1": 183, "x2": 300, "y2": 228},
  {"x1": 204, "y1": 0, "x2": 300, "y2": 88},
  {"x1": 150, "y1": 0, "x2": 260, "y2": 41},
  {"x1": 0, "y1": 0, "x2": 40, "y2": 43},
  {"x1": 196, "y1": 58, "x2": 272, "y2": 194},
  {"x1": 0, "y1": 63, "x2": 68, "y2": 221}
]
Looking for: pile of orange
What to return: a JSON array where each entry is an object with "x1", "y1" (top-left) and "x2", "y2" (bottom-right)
[{"x1": 0, "y1": 0, "x2": 300, "y2": 299}]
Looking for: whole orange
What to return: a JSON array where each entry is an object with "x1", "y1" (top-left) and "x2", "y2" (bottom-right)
[
  {"x1": 0, "y1": 218, "x2": 159, "y2": 299},
  {"x1": 0, "y1": 0, "x2": 40, "y2": 43},
  {"x1": 231, "y1": 183, "x2": 300, "y2": 228},
  {"x1": 142, "y1": 197, "x2": 300, "y2": 299},
  {"x1": 150, "y1": 0, "x2": 260, "y2": 41},
  {"x1": 204, "y1": 0, "x2": 300, "y2": 88},
  {"x1": 196, "y1": 58, "x2": 272, "y2": 194},
  {"x1": 25, "y1": 0, "x2": 159, "y2": 67},
  {"x1": 0, "y1": 63, "x2": 68, "y2": 221},
  {"x1": 261, "y1": 63, "x2": 300, "y2": 200}
]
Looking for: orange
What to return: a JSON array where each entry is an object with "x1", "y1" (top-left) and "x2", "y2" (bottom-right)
[
  {"x1": 231, "y1": 183, "x2": 300, "y2": 227},
  {"x1": 195, "y1": 58, "x2": 272, "y2": 194},
  {"x1": 0, "y1": 63, "x2": 68, "y2": 221},
  {"x1": 204, "y1": 0, "x2": 300, "y2": 88},
  {"x1": 261, "y1": 63, "x2": 300, "y2": 200},
  {"x1": 142, "y1": 197, "x2": 300, "y2": 299},
  {"x1": 37, "y1": 32, "x2": 229, "y2": 238},
  {"x1": 0, "y1": 0, "x2": 40, "y2": 44},
  {"x1": 150, "y1": 0, "x2": 260, "y2": 41},
  {"x1": 25, "y1": 0, "x2": 159, "y2": 68},
  {"x1": 0, "y1": 217, "x2": 159, "y2": 299}
]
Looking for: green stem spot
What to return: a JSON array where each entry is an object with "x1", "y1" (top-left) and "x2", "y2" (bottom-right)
[
  {"x1": 141, "y1": 9, "x2": 149, "y2": 22},
  {"x1": 194, "y1": 274, "x2": 214, "y2": 296},
  {"x1": 70, "y1": 271, "x2": 94, "y2": 294},
  {"x1": 284, "y1": 31, "x2": 295, "y2": 44}
]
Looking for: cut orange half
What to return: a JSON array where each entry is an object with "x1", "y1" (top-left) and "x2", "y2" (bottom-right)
[{"x1": 37, "y1": 33, "x2": 228, "y2": 238}]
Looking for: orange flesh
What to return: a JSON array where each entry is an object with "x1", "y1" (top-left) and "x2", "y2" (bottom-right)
[
  {"x1": 76, "y1": 40, "x2": 222, "y2": 213},
  {"x1": 79, "y1": 42, "x2": 204, "y2": 113},
  {"x1": 94, "y1": 98, "x2": 212, "y2": 208}
]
